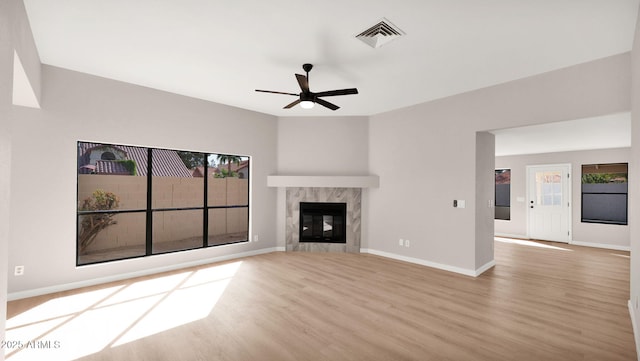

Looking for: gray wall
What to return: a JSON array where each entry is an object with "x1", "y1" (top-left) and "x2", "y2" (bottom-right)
[
  {"x1": 277, "y1": 116, "x2": 369, "y2": 175},
  {"x1": 7, "y1": 65, "x2": 278, "y2": 296},
  {"x1": 630, "y1": 3, "x2": 640, "y2": 356},
  {"x1": 475, "y1": 132, "x2": 495, "y2": 269},
  {"x1": 368, "y1": 53, "x2": 630, "y2": 275},
  {"x1": 495, "y1": 147, "x2": 631, "y2": 250},
  {"x1": 0, "y1": 1, "x2": 11, "y2": 354},
  {"x1": 1, "y1": 0, "x2": 41, "y2": 355}
]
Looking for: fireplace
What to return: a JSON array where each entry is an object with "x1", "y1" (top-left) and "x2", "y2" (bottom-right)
[
  {"x1": 285, "y1": 187, "x2": 361, "y2": 253},
  {"x1": 299, "y1": 202, "x2": 347, "y2": 244}
]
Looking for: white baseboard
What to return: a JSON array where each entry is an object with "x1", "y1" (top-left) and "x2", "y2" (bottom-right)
[
  {"x1": 494, "y1": 233, "x2": 527, "y2": 240},
  {"x1": 360, "y1": 248, "x2": 494, "y2": 277},
  {"x1": 7, "y1": 247, "x2": 281, "y2": 301},
  {"x1": 496, "y1": 234, "x2": 630, "y2": 252},
  {"x1": 571, "y1": 241, "x2": 630, "y2": 252},
  {"x1": 475, "y1": 260, "x2": 496, "y2": 276},
  {"x1": 628, "y1": 300, "x2": 640, "y2": 361}
]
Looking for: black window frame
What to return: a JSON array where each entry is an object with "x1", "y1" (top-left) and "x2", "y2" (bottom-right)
[{"x1": 76, "y1": 141, "x2": 250, "y2": 266}]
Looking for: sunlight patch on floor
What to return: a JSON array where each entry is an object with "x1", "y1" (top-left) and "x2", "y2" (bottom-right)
[
  {"x1": 5, "y1": 261, "x2": 242, "y2": 361},
  {"x1": 610, "y1": 253, "x2": 630, "y2": 259},
  {"x1": 111, "y1": 263, "x2": 239, "y2": 347},
  {"x1": 494, "y1": 237, "x2": 571, "y2": 251}
]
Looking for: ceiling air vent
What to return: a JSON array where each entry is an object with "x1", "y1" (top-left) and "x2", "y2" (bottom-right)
[{"x1": 356, "y1": 18, "x2": 405, "y2": 49}]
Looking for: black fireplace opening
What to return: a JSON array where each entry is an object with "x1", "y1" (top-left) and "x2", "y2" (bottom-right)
[{"x1": 299, "y1": 202, "x2": 347, "y2": 243}]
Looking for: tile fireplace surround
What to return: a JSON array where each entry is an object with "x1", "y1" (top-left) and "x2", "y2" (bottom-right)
[
  {"x1": 268, "y1": 175, "x2": 379, "y2": 253},
  {"x1": 286, "y1": 187, "x2": 361, "y2": 252}
]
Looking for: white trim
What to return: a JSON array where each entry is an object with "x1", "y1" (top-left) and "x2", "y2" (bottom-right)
[
  {"x1": 494, "y1": 232, "x2": 528, "y2": 240},
  {"x1": 496, "y1": 234, "x2": 631, "y2": 251},
  {"x1": 8, "y1": 247, "x2": 281, "y2": 301},
  {"x1": 361, "y1": 248, "x2": 492, "y2": 277},
  {"x1": 571, "y1": 240, "x2": 630, "y2": 251},
  {"x1": 475, "y1": 260, "x2": 496, "y2": 276},
  {"x1": 628, "y1": 300, "x2": 640, "y2": 361},
  {"x1": 267, "y1": 175, "x2": 379, "y2": 188}
]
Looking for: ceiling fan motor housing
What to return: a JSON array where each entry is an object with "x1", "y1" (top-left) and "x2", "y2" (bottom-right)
[
  {"x1": 300, "y1": 92, "x2": 315, "y2": 101},
  {"x1": 302, "y1": 63, "x2": 313, "y2": 73}
]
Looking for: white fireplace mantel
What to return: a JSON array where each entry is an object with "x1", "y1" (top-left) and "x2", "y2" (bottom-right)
[{"x1": 267, "y1": 175, "x2": 379, "y2": 188}]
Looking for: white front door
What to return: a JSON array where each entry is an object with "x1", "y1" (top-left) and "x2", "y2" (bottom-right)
[{"x1": 527, "y1": 164, "x2": 571, "y2": 243}]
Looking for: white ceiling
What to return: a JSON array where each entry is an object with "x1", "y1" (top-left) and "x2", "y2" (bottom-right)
[
  {"x1": 23, "y1": 0, "x2": 639, "y2": 118},
  {"x1": 491, "y1": 113, "x2": 631, "y2": 156}
]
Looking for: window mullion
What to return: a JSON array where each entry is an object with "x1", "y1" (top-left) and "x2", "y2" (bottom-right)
[
  {"x1": 146, "y1": 148, "x2": 153, "y2": 255},
  {"x1": 203, "y1": 156, "x2": 209, "y2": 248}
]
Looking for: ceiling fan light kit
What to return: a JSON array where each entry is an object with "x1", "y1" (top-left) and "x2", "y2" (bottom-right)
[
  {"x1": 300, "y1": 101, "x2": 314, "y2": 109},
  {"x1": 255, "y1": 63, "x2": 358, "y2": 111}
]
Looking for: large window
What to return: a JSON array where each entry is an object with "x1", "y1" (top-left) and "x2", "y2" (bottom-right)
[
  {"x1": 495, "y1": 169, "x2": 511, "y2": 220},
  {"x1": 581, "y1": 163, "x2": 627, "y2": 225},
  {"x1": 77, "y1": 142, "x2": 249, "y2": 265}
]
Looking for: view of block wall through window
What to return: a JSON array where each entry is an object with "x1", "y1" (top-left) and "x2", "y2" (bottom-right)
[
  {"x1": 76, "y1": 142, "x2": 250, "y2": 265},
  {"x1": 495, "y1": 169, "x2": 511, "y2": 221},
  {"x1": 581, "y1": 163, "x2": 628, "y2": 225}
]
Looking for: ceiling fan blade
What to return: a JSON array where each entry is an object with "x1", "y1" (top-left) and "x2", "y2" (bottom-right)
[
  {"x1": 295, "y1": 74, "x2": 309, "y2": 93},
  {"x1": 315, "y1": 88, "x2": 359, "y2": 97},
  {"x1": 284, "y1": 99, "x2": 302, "y2": 109},
  {"x1": 255, "y1": 89, "x2": 298, "y2": 96},
  {"x1": 316, "y1": 98, "x2": 340, "y2": 111}
]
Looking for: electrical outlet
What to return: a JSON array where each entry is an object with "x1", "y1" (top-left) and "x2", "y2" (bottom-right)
[
  {"x1": 253, "y1": 234, "x2": 259, "y2": 242},
  {"x1": 399, "y1": 239, "x2": 404, "y2": 246},
  {"x1": 14, "y1": 265, "x2": 24, "y2": 276},
  {"x1": 405, "y1": 239, "x2": 410, "y2": 247}
]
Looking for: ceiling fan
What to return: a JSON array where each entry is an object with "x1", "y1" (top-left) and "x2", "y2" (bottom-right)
[{"x1": 255, "y1": 63, "x2": 358, "y2": 111}]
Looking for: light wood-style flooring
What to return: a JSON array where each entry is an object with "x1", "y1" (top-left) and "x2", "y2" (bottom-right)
[{"x1": 6, "y1": 238, "x2": 636, "y2": 360}]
